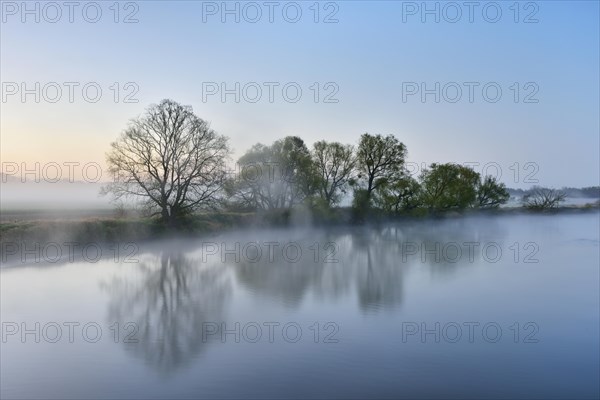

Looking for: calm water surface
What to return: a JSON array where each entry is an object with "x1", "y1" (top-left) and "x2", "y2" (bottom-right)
[{"x1": 1, "y1": 213, "x2": 599, "y2": 399}]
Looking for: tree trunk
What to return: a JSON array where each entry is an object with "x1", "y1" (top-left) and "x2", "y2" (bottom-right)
[
  {"x1": 161, "y1": 207, "x2": 170, "y2": 223},
  {"x1": 161, "y1": 205, "x2": 179, "y2": 228}
]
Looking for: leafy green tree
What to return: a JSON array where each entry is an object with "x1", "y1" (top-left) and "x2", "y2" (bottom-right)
[
  {"x1": 419, "y1": 163, "x2": 480, "y2": 210},
  {"x1": 281, "y1": 136, "x2": 319, "y2": 205},
  {"x1": 312, "y1": 141, "x2": 355, "y2": 207},
  {"x1": 477, "y1": 175, "x2": 510, "y2": 208},
  {"x1": 351, "y1": 188, "x2": 371, "y2": 221},
  {"x1": 230, "y1": 136, "x2": 316, "y2": 210},
  {"x1": 355, "y1": 133, "x2": 407, "y2": 203},
  {"x1": 374, "y1": 175, "x2": 422, "y2": 213}
]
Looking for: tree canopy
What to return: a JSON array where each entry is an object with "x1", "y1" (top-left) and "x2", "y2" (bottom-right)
[
  {"x1": 229, "y1": 136, "x2": 316, "y2": 210},
  {"x1": 103, "y1": 99, "x2": 230, "y2": 225},
  {"x1": 103, "y1": 100, "x2": 524, "y2": 224},
  {"x1": 312, "y1": 141, "x2": 355, "y2": 207},
  {"x1": 419, "y1": 163, "x2": 480, "y2": 210},
  {"x1": 355, "y1": 133, "x2": 407, "y2": 198}
]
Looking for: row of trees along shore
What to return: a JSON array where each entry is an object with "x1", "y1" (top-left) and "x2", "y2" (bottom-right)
[{"x1": 103, "y1": 100, "x2": 569, "y2": 226}]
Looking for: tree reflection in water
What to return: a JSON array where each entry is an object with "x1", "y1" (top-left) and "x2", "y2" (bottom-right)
[
  {"x1": 102, "y1": 218, "x2": 505, "y2": 372},
  {"x1": 231, "y1": 220, "x2": 504, "y2": 313},
  {"x1": 103, "y1": 252, "x2": 231, "y2": 374}
]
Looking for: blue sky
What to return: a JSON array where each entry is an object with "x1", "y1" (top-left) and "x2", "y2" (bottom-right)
[{"x1": 1, "y1": 0, "x2": 599, "y2": 188}]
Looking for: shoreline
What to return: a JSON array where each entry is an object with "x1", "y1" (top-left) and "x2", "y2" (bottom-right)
[
  {"x1": 1, "y1": 205, "x2": 598, "y2": 268},
  {"x1": 1, "y1": 203, "x2": 598, "y2": 242}
]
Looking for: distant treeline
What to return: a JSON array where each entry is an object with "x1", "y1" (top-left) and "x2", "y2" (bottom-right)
[{"x1": 508, "y1": 186, "x2": 600, "y2": 198}]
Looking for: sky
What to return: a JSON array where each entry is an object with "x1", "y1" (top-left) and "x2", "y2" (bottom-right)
[{"x1": 1, "y1": 0, "x2": 599, "y2": 189}]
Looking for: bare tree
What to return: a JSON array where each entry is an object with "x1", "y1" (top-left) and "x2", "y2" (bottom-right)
[
  {"x1": 522, "y1": 187, "x2": 567, "y2": 210},
  {"x1": 312, "y1": 141, "x2": 355, "y2": 207},
  {"x1": 102, "y1": 100, "x2": 230, "y2": 225}
]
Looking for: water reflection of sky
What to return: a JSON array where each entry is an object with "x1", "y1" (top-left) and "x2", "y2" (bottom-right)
[{"x1": 1, "y1": 213, "x2": 599, "y2": 398}]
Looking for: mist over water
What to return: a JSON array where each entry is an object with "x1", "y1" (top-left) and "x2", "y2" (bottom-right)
[
  {"x1": 2, "y1": 213, "x2": 598, "y2": 399},
  {"x1": 2, "y1": 0, "x2": 599, "y2": 398},
  {"x1": 1, "y1": 180, "x2": 597, "y2": 217}
]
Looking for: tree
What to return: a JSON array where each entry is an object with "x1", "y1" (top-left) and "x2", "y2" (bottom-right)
[
  {"x1": 477, "y1": 175, "x2": 510, "y2": 208},
  {"x1": 280, "y1": 136, "x2": 318, "y2": 205},
  {"x1": 312, "y1": 141, "x2": 355, "y2": 207},
  {"x1": 351, "y1": 188, "x2": 371, "y2": 221},
  {"x1": 229, "y1": 136, "x2": 317, "y2": 210},
  {"x1": 355, "y1": 133, "x2": 407, "y2": 203},
  {"x1": 374, "y1": 175, "x2": 422, "y2": 213},
  {"x1": 419, "y1": 163, "x2": 480, "y2": 210},
  {"x1": 103, "y1": 99, "x2": 230, "y2": 226},
  {"x1": 522, "y1": 187, "x2": 567, "y2": 210}
]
